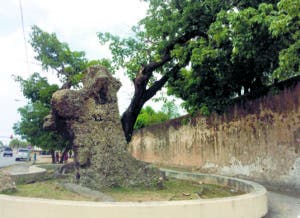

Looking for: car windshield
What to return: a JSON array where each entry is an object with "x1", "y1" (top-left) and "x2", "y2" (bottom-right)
[
  {"x1": 5, "y1": 147, "x2": 12, "y2": 151},
  {"x1": 19, "y1": 149, "x2": 29, "y2": 152}
]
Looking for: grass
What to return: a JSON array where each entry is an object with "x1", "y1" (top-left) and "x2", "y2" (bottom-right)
[
  {"x1": 3, "y1": 179, "x2": 93, "y2": 201},
  {"x1": 102, "y1": 178, "x2": 243, "y2": 202},
  {"x1": 1, "y1": 178, "x2": 244, "y2": 202}
]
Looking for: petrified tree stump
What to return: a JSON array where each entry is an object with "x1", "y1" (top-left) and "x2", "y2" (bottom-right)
[{"x1": 44, "y1": 66, "x2": 159, "y2": 189}]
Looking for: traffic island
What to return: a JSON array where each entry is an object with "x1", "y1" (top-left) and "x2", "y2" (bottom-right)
[{"x1": 0, "y1": 166, "x2": 267, "y2": 218}]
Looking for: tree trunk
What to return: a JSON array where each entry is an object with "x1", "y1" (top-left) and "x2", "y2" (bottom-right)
[
  {"x1": 121, "y1": 74, "x2": 167, "y2": 143},
  {"x1": 121, "y1": 100, "x2": 146, "y2": 143},
  {"x1": 50, "y1": 149, "x2": 55, "y2": 164},
  {"x1": 59, "y1": 146, "x2": 71, "y2": 163},
  {"x1": 121, "y1": 62, "x2": 190, "y2": 143}
]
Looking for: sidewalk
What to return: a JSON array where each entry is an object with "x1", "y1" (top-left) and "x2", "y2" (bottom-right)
[{"x1": 265, "y1": 191, "x2": 300, "y2": 218}]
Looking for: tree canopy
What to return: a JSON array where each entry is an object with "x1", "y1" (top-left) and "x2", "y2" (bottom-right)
[
  {"x1": 269, "y1": 0, "x2": 300, "y2": 79},
  {"x1": 30, "y1": 26, "x2": 88, "y2": 89},
  {"x1": 13, "y1": 73, "x2": 69, "y2": 154},
  {"x1": 8, "y1": 138, "x2": 29, "y2": 149},
  {"x1": 99, "y1": 0, "x2": 298, "y2": 123},
  {"x1": 168, "y1": 0, "x2": 299, "y2": 114}
]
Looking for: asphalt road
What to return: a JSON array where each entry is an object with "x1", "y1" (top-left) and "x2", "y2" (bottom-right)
[{"x1": 265, "y1": 191, "x2": 300, "y2": 218}]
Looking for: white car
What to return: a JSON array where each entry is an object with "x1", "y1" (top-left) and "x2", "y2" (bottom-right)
[
  {"x1": 3, "y1": 147, "x2": 13, "y2": 157},
  {"x1": 15, "y1": 148, "x2": 31, "y2": 161}
]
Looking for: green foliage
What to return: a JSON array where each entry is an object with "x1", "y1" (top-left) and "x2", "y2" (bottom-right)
[
  {"x1": 269, "y1": 0, "x2": 300, "y2": 79},
  {"x1": 15, "y1": 26, "x2": 115, "y2": 151},
  {"x1": 98, "y1": 0, "x2": 232, "y2": 80},
  {"x1": 98, "y1": 0, "x2": 298, "y2": 118},
  {"x1": 14, "y1": 73, "x2": 68, "y2": 151},
  {"x1": 134, "y1": 106, "x2": 170, "y2": 129},
  {"x1": 0, "y1": 141, "x2": 3, "y2": 146},
  {"x1": 15, "y1": 73, "x2": 59, "y2": 104},
  {"x1": 167, "y1": 0, "x2": 300, "y2": 114},
  {"x1": 161, "y1": 100, "x2": 180, "y2": 119},
  {"x1": 134, "y1": 101, "x2": 180, "y2": 129},
  {"x1": 87, "y1": 59, "x2": 115, "y2": 74},
  {"x1": 30, "y1": 26, "x2": 87, "y2": 87},
  {"x1": 8, "y1": 138, "x2": 28, "y2": 149}
]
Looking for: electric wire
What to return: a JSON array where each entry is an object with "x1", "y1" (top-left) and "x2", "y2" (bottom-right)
[{"x1": 19, "y1": 0, "x2": 30, "y2": 74}]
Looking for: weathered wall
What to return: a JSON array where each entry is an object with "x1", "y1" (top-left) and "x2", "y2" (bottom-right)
[{"x1": 129, "y1": 81, "x2": 300, "y2": 194}]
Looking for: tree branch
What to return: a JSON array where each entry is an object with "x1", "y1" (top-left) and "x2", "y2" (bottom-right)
[
  {"x1": 141, "y1": 29, "x2": 204, "y2": 76},
  {"x1": 143, "y1": 73, "x2": 170, "y2": 102}
]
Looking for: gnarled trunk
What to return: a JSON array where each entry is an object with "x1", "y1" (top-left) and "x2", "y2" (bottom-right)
[{"x1": 44, "y1": 66, "x2": 160, "y2": 189}]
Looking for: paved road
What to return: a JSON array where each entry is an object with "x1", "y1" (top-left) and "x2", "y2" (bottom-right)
[{"x1": 265, "y1": 191, "x2": 300, "y2": 218}]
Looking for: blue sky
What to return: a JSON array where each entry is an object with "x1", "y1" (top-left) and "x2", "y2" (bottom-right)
[{"x1": 0, "y1": 0, "x2": 149, "y2": 144}]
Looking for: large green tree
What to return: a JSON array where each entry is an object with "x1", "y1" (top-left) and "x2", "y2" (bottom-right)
[
  {"x1": 169, "y1": 0, "x2": 299, "y2": 114},
  {"x1": 13, "y1": 73, "x2": 68, "y2": 162},
  {"x1": 30, "y1": 25, "x2": 88, "y2": 89},
  {"x1": 167, "y1": 3, "x2": 282, "y2": 113},
  {"x1": 98, "y1": 0, "x2": 286, "y2": 141}
]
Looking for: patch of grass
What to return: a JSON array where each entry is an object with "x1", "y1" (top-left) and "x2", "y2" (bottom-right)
[
  {"x1": 102, "y1": 179, "x2": 243, "y2": 202},
  {"x1": 2, "y1": 178, "x2": 244, "y2": 202},
  {"x1": 3, "y1": 179, "x2": 93, "y2": 201}
]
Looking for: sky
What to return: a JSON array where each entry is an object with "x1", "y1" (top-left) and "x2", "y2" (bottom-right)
[{"x1": 0, "y1": 0, "x2": 157, "y2": 144}]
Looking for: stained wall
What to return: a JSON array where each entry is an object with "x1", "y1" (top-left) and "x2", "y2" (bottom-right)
[{"x1": 129, "y1": 81, "x2": 300, "y2": 193}]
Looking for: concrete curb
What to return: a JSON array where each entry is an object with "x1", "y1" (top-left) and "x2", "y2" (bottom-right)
[{"x1": 0, "y1": 167, "x2": 267, "y2": 218}]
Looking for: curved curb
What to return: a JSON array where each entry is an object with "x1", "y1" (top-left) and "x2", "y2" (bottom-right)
[{"x1": 0, "y1": 168, "x2": 267, "y2": 218}]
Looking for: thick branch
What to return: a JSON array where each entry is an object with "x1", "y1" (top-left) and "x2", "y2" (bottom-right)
[
  {"x1": 144, "y1": 75, "x2": 169, "y2": 102},
  {"x1": 122, "y1": 61, "x2": 189, "y2": 142},
  {"x1": 142, "y1": 29, "x2": 204, "y2": 76},
  {"x1": 122, "y1": 29, "x2": 197, "y2": 142}
]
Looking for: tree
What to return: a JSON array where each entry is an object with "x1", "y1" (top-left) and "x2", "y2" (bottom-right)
[
  {"x1": 30, "y1": 26, "x2": 115, "y2": 87},
  {"x1": 168, "y1": 0, "x2": 299, "y2": 114},
  {"x1": 161, "y1": 100, "x2": 180, "y2": 119},
  {"x1": 99, "y1": 0, "x2": 229, "y2": 141},
  {"x1": 14, "y1": 73, "x2": 69, "y2": 163},
  {"x1": 98, "y1": 0, "x2": 277, "y2": 141},
  {"x1": 9, "y1": 138, "x2": 28, "y2": 149},
  {"x1": 167, "y1": 3, "x2": 285, "y2": 114},
  {"x1": 134, "y1": 106, "x2": 170, "y2": 129},
  {"x1": 269, "y1": 0, "x2": 300, "y2": 79},
  {"x1": 30, "y1": 25, "x2": 88, "y2": 89}
]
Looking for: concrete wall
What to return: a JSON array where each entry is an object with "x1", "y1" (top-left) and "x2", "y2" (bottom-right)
[{"x1": 129, "y1": 81, "x2": 300, "y2": 194}]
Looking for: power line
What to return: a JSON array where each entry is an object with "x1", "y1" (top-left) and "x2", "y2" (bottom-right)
[{"x1": 19, "y1": 0, "x2": 30, "y2": 74}]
